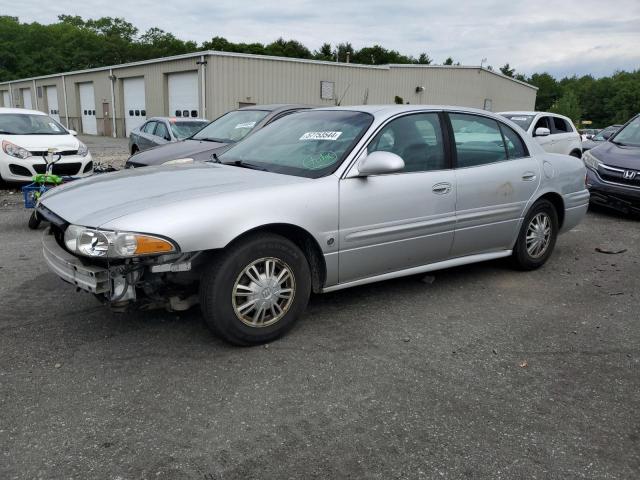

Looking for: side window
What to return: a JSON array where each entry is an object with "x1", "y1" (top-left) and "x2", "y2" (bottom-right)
[
  {"x1": 367, "y1": 113, "x2": 447, "y2": 172},
  {"x1": 143, "y1": 121, "x2": 156, "y2": 134},
  {"x1": 154, "y1": 122, "x2": 170, "y2": 139},
  {"x1": 499, "y1": 123, "x2": 528, "y2": 159},
  {"x1": 533, "y1": 116, "x2": 551, "y2": 133},
  {"x1": 553, "y1": 117, "x2": 569, "y2": 133},
  {"x1": 449, "y1": 113, "x2": 507, "y2": 167}
]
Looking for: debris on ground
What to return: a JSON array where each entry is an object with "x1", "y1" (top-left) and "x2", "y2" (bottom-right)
[
  {"x1": 421, "y1": 275, "x2": 436, "y2": 284},
  {"x1": 595, "y1": 247, "x2": 627, "y2": 255},
  {"x1": 519, "y1": 360, "x2": 528, "y2": 368}
]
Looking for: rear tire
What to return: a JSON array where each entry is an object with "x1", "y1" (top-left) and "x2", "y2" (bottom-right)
[
  {"x1": 511, "y1": 199, "x2": 558, "y2": 270},
  {"x1": 28, "y1": 211, "x2": 41, "y2": 230},
  {"x1": 200, "y1": 233, "x2": 311, "y2": 345}
]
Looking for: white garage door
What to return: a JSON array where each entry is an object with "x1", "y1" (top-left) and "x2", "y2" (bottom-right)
[
  {"x1": 21, "y1": 88, "x2": 32, "y2": 109},
  {"x1": 1, "y1": 90, "x2": 9, "y2": 108},
  {"x1": 79, "y1": 83, "x2": 97, "y2": 135},
  {"x1": 168, "y1": 71, "x2": 199, "y2": 119},
  {"x1": 46, "y1": 86, "x2": 60, "y2": 123},
  {"x1": 123, "y1": 77, "x2": 146, "y2": 137}
]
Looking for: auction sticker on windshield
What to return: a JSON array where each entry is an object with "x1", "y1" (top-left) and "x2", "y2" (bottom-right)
[
  {"x1": 235, "y1": 122, "x2": 256, "y2": 129},
  {"x1": 299, "y1": 131, "x2": 342, "y2": 141}
]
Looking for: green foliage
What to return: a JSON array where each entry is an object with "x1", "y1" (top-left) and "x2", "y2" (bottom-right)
[
  {"x1": 500, "y1": 63, "x2": 515, "y2": 77},
  {"x1": 550, "y1": 90, "x2": 581, "y2": 122}
]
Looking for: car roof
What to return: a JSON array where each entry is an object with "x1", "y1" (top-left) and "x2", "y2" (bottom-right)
[
  {"x1": 499, "y1": 110, "x2": 568, "y2": 118},
  {"x1": 147, "y1": 116, "x2": 208, "y2": 122},
  {"x1": 313, "y1": 104, "x2": 507, "y2": 117},
  {"x1": 0, "y1": 107, "x2": 47, "y2": 115},
  {"x1": 237, "y1": 104, "x2": 313, "y2": 113}
]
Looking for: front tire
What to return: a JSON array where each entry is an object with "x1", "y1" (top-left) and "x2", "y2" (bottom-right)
[
  {"x1": 511, "y1": 199, "x2": 559, "y2": 270},
  {"x1": 200, "y1": 233, "x2": 311, "y2": 345}
]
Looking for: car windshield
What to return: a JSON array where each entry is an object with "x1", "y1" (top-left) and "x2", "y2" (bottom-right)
[
  {"x1": 500, "y1": 114, "x2": 535, "y2": 131},
  {"x1": 220, "y1": 110, "x2": 374, "y2": 178},
  {"x1": 169, "y1": 120, "x2": 208, "y2": 140},
  {"x1": 593, "y1": 126, "x2": 618, "y2": 141},
  {"x1": 191, "y1": 110, "x2": 269, "y2": 143},
  {"x1": 0, "y1": 113, "x2": 68, "y2": 135},
  {"x1": 611, "y1": 117, "x2": 640, "y2": 147}
]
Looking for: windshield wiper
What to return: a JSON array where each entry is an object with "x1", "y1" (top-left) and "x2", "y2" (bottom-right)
[
  {"x1": 226, "y1": 160, "x2": 268, "y2": 171},
  {"x1": 0, "y1": 130, "x2": 18, "y2": 135},
  {"x1": 197, "y1": 137, "x2": 227, "y2": 143}
]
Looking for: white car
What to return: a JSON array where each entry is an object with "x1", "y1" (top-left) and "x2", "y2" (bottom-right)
[
  {"x1": 0, "y1": 108, "x2": 93, "y2": 183},
  {"x1": 499, "y1": 111, "x2": 582, "y2": 158}
]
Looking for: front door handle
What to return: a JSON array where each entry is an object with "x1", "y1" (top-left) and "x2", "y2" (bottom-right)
[
  {"x1": 432, "y1": 182, "x2": 452, "y2": 194},
  {"x1": 522, "y1": 172, "x2": 537, "y2": 181}
]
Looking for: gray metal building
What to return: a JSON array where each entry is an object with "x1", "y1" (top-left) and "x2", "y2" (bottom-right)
[{"x1": 0, "y1": 51, "x2": 537, "y2": 138}]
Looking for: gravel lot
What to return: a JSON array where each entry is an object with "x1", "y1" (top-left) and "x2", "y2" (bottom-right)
[{"x1": 0, "y1": 144, "x2": 639, "y2": 479}]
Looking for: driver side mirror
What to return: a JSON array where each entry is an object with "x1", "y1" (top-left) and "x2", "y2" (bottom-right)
[
  {"x1": 357, "y1": 151, "x2": 405, "y2": 176},
  {"x1": 586, "y1": 134, "x2": 593, "y2": 140},
  {"x1": 68, "y1": 129, "x2": 78, "y2": 136},
  {"x1": 534, "y1": 127, "x2": 550, "y2": 137}
]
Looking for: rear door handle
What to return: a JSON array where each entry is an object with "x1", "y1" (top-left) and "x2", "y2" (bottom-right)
[
  {"x1": 432, "y1": 182, "x2": 452, "y2": 194},
  {"x1": 522, "y1": 172, "x2": 537, "y2": 181}
]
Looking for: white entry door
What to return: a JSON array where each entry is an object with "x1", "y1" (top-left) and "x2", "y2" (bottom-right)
[
  {"x1": 1, "y1": 90, "x2": 9, "y2": 108},
  {"x1": 79, "y1": 83, "x2": 97, "y2": 135},
  {"x1": 21, "y1": 88, "x2": 33, "y2": 109},
  {"x1": 46, "y1": 86, "x2": 61, "y2": 122},
  {"x1": 168, "y1": 71, "x2": 199, "y2": 119},
  {"x1": 123, "y1": 77, "x2": 146, "y2": 137}
]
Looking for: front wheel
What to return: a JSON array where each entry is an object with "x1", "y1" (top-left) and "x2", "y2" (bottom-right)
[
  {"x1": 200, "y1": 233, "x2": 311, "y2": 345},
  {"x1": 28, "y1": 211, "x2": 41, "y2": 230},
  {"x1": 511, "y1": 199, "x2": 559, "y2": 270}
]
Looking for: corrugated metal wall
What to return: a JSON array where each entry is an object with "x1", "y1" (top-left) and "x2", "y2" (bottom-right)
[{"x1": 0, "y1": 52, "x2": 537, "y2": 137}]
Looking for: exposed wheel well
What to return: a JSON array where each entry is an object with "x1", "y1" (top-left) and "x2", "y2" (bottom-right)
[
  {"x1": 536, "y1": 192, "x2": 565, "y2": 228},
  {"x1": 228, "y1": 224, "x2": 327, "y2": 294},
  {"x1": 131, "y1": 145, "x2": 139, "y2": 155},
  {"x1": 569, "y1": 149, "x2": 582, "y2": 158}
]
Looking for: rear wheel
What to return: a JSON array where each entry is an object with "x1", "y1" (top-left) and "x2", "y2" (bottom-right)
[
  {"x1": 511, "y1": 199, "x2": 558, "y2": 270},
  {"x1": 200, "y1": 233, "x2": 311, "y2": 345}
]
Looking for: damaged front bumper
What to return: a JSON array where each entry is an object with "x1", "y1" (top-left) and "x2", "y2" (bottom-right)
[{"x1": 42, "y1": 229, "x2": 201, "y2": 311}]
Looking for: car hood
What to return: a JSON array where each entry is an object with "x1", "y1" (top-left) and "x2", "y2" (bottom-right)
[
  {"x1": 127, "y1": 139, "x2": 227, "y2": 166},
  {"x1": 591, "y1": 141, "x2": 640, "y2": 169},
  {"x1": 39, "y1": 163, "x2": 309, "y2": 227},
  {"x1": 5, "y1": 134, "x2": 79, "y2": 151}
]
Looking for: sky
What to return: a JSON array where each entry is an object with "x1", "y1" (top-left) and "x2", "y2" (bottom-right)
[{"x1": 4, "y1": 0, "x2": 640, "y2": 78}]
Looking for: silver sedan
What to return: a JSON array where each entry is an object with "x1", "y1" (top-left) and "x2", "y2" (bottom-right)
[
  {"x1": 128, "y1": 117, "x2": 208, "y2": 154},
  {"x1": 38, "y1": 105, "x2": 589, "y2": 345}
]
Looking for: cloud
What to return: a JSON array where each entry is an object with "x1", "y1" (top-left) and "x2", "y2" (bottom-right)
[{"x1": 10, "y1": 0, "x2": 640, "y2": 78}]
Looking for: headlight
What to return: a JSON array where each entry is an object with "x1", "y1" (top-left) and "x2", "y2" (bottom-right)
[
  {"x1": 64, "y1": 226, "x2": 177, "y2": 258},
  {"x1": 77, "y1": 141, "x2": 89, "y2": 157},
  {"x1": 162, "y1": 158, "x2": 194, "y2": 165},
  {"x1": 582, "y1": 150, "x2": 601, "y2": 170},
  {"x1": 2, "y1": 140, "x2": 30, "y2": 159}
]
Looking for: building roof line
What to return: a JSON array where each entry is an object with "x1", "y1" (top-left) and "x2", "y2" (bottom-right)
[{"x1": 0, "y1": 50, "x2": 536, "y2": 90}]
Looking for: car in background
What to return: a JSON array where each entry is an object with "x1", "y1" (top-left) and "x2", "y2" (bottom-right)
[
  {"x1": 129, "y1": 117, "x2": 208, "y2": 154},
  {"x1": 581, "y1": 125, "x2": 623, "y2": 153},
  {"x1": 125, "y1": 104, "x2": 311, "y2": 168},
  {"x1": 38, "y1": 105, "x2": 588, "y2": 345},
  {"x1": 0, "y1": 108, "x2": 92, "y2": 183},
  {"x1": 499, "y1": 111, "x2": 582, "y2": 157},
  {"x1": 584, "y1": 114, "x2": 640, "y2": 214},
  {"x1": 579, "y1": 128, "x2": 599, "y2": 141}
]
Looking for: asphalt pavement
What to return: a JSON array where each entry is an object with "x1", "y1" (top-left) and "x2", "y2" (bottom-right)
[{"x1": 0, "y1": 184, "x2": 639, "y2": 479}]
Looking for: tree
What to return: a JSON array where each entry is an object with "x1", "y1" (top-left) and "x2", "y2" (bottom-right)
[
  {"x1": 528, "y1": 73, "x2": 561, "y2": 111},
  {"x1": 314, "y1": 43, "x2": 334, "y2": 61},
  {"x1": 417, "y1": 53, "x2": 432, "y2": 65},
  {"x1": 550, "y1": 91, "x2": 582, "y2": 123},
  {"x1": 500, "y1": 63, "x2": 515, "y2": 77},
  {"x1": 443, "y1": 57, "x2": 454, "y2": 65}
]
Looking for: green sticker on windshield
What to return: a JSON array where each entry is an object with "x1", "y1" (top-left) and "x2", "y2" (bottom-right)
[{"x1": 303, "y1": 151, "x2": 338, "y2": 170}]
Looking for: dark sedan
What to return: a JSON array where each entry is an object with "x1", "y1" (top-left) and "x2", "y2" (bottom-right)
[
  {"x1": 584, "y1": 114, "x2": 640, "y2": 214},
  {"x1": 125, "y1": 104, "x2": 311, "y2": 168},
  {"x1": 129, "y1": 117, "x2": 209, "y2": 155},
  {"x1": 581, "y1": 124, "x2": 622, "y2": 153}
]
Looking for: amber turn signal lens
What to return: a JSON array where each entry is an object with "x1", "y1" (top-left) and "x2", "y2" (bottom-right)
[{"x1": 134, "y1": 236, "x2": 175, "y2": 255}]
